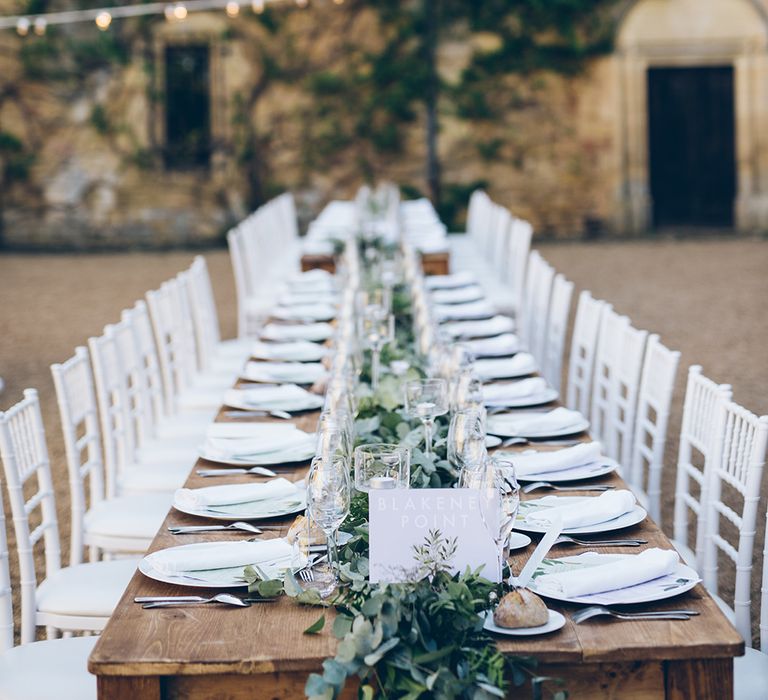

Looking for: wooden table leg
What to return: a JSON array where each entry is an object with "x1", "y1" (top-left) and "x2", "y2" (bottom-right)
[
  {"x1": 665, "y1": 658, "x2": 733, "y2": 700},
  {"x1": 97, "y1": 676, "x2": 161, "y2": 700}
]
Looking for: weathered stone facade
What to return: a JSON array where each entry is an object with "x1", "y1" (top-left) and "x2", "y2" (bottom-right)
[{"x1": 1, "y1": 0, "x2": 767, "y2": 249}]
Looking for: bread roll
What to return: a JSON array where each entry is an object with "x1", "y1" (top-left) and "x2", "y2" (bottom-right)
[{"x1": 493, "y1": 588, "x2": 549, "y2": 628}]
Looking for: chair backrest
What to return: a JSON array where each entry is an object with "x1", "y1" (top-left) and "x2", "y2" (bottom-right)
[
  {"x1": 627, "y1": 335, "x2": 681, "y2": 521},
  {"x1": 0, "y1": 389, "x2": 61, "y2": 644},
  {"x1": 51, "y1": 347, "x2": 106, "y2": 566},
  {"x1": 530, "y1": 259, "x2": 556, "y2": 366},
  {"x1": 186, "y1": 256, "x2": 223, "y2": 373},
  {"x1": 465, "y1": 190, "x2": 489, "y2": 239},
  {"x1": 672, "y1": 365, "x2": 732, "y2": 569},
  {"x1": 759, "y1": 509, "x2": 768, "y2": 651},
  {"x1": 566, "y1": 291, "x2": 610, "y2": 416},
  {"x1": 490, "y1": 206, "x2": 512, "y2": 277},
  {"x1": 702, "y1": 401, "x2": 768, "y2": 646},
  {"x1": 125, "y1": 300, "x2": 168, "y2": 423},
  {"x1": 506, "y1": 218, "x2": 533, "y2": 314},
  {"x1": 542, "y1": 274, "x2": 574, "y2": 394},
  {"x1": 0, "y1": 483, "x2": 12, "y2": 652},
  {"x1": 519, "y1": 250, "x2": 543, "y2": 349}
]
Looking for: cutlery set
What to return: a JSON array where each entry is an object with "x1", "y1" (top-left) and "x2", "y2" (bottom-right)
[
  {"x1": 222, "y1": 410, "x2": 292, "y2": 419},
  {"x1": 571, "y1": 605, "x2": 699, "y2": 624}
]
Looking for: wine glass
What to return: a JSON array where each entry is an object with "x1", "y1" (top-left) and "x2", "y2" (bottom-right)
[
  {"x1": 354, "y1": 443, "x2": 410, "y2": 492},
  {"x1": 448, "y1": 406, "x2": 487, "y2": 478},
  {"x1": 450, "y1": 368, "x2": 483, "y2": 412},
  {"x1": 358, "y1": 305, "x2": 394, "y2": 391},
  {"x1": 305, "y1": 455, "x2": 351, "y2": 597},
  {"x1": 404, "y1": 378, "x2": 449, "y2": 458},
  {"x1": 477, "y1": 457, "x2": 520, "y2": 582}
]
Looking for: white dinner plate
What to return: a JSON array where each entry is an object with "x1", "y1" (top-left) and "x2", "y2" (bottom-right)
[
  {"x1": 198, "y1": 442, "x2": 316, "y2": 467},
  {"x1": 515, "y1": 496, "x2": 647, "y2": 535},
  {"x1": 223, "y1": 391, "x2": 324, "y2": 413},
  {"x1": 138, "y1": 541, "x2": 296, "y2": 588},
  {"x1": 173, "y1": 491, "x2": 307, "y2": 522},
  {"x1": 486, "y1": 413, "x2": 590, "y2": 439},
  {"x1": 528, "y1": 553, "x2": 700, "y2": 606},
  {"x1": 485, "y1": 435, "x2": 502, "y2": 448},
  {"x1": 475, "y1": 358, "x2": 538, "y2": 381},
  {"x1": 484, "y1": 388, "x2": 560, "y2": 408},
  {"x1": 483, "y1": 609, "x2": 566, "y2": 636},
  {"x1": 503, "y1": 457, "x2": 618, "y2": 484},
  {"x1": 508, "y1": 532, "x2": 532, "y2": 551}
]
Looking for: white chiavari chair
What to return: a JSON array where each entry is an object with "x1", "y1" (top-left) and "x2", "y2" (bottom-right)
[
  {"x1": 450, "y1": 190, "x2": 491, "y2": 270},
  {"x1": 0, "y1": 389, "x2": 137, "y2": 643},
  {"x1": 505, "y1": 218, "x2": 533, "y2": 318},
  {"x1": 589, "y1": 307, "x2": 630, "y2": 449},
  {"x1": 733, "y1": 509, "x2": 768, "y2": 698},
  {"x1": 0, "y1": 482, "x2": 97, "y2": 700},
  {"x1": 566, "y1": 291, "x2": 610, "y2": 417},
  {"x1": 518, "y1": 250, "x2": 543, "y2": 352},
  {"x1": 625, "y1": 335, "x2": 680, "y2": 522},
  {"x1": 530, "y1": 258, "x2": 556, "y2": 366},
  {"x1": 670, "y1": 366, "x2": 732, "y2": 568},
  {"x1": 541, "y1": 273, "x2": 574, "y2": 394},
  {"x1": 228, "y1": 227, "x2": 259, "y2": 339},
  {"x1": 88, "y1": 329, "x2": 189, "y2": 498},
  {"x1": 700, "y1": 401, "x2": 768, "y2": 646},
  {"x1": 51, "y1": 347, "x2": 169, "y2": 564}
]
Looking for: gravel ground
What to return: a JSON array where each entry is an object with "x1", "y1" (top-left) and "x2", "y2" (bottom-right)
[{"x1": 0, "y1": 238, "x2": 766, "y2": 645}]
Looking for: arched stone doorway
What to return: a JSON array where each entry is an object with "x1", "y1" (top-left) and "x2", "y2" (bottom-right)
[{"x1": 615, "y1": 0, "x2": 768, "y2": 233}]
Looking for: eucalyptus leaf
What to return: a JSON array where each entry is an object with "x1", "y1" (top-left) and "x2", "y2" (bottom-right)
[{"x1": 304, "y1": 614, "x2": 325, "y2": 635}]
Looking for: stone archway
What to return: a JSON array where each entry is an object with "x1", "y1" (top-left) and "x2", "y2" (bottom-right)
[{"x1": 614, "y1": 0, "x2": 768, "y2": 233}]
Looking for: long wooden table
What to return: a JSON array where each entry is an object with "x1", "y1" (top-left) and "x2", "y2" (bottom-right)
[{"x1": 90, "y1": 398, "x2": 743, "y2": 699}]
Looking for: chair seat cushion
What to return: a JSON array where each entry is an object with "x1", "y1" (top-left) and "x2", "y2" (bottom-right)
[
  {"x1": 0, "y1": 636, "x2": 97, "y2": 700},
  {"x1": 84, "y1": 493, "x2": 170, "y2": 540},
  {"x1": 37, "y1": 559, "x2": 137, "y2": 618},
  {"x1": 118, "y1": 461, "x2": 188, "y2": 494},
  {"x1": 735, "y1": 647, "x2": 768, "y2": 700},
  {"x1": 177, "y1": 386, "x2": 226, "y2": 411},
  {"x1": 155, "y1": 413, "x2": 214, "y2": 440}
]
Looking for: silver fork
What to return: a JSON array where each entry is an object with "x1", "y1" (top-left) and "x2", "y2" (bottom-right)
[
  {"x1": 572, "y1": 605, "x2": 699, "y2": 624},
  {"x1": 522, "y1": 481, "x2": 614, "y2": 494},
  {"x1": 141, "y1": 593, "x2": 251, "y2": 609},
  {"x1": 168, "y1": 521, "x2": 268, "y2": 535},
  {"x1": 499, "y1": 437, "x2": 582, "y2": 448},
  {"x1": 554, "y1": 535, "x2": 648, "y2": 547},
  {"x1": 298, "y1": 568, "x2": 315, "y2": 583},
  {"x1": 196, "y1": 466, "x2": 278, "y2": 478},
  {"x1": 223, "y1": 410, "x2": 292, "y2": 420}
]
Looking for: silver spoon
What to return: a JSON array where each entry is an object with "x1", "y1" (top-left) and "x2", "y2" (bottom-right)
[
  {"x1": 498, "y1": 437, "x2": 582, "y2": 448},
  {"x1": 196, "y1": 467, "x2": 277, "y2": 478},
  {"x1": 572, "y1": 605, "x2": 699, "y2": 624},
  {"x1": 141, "y1": 593, "x2": 250, "y2": 609},
  {"x1": 522, "y1": 481, "x2": 614, "y2": 494},
  {"x1": 223, "y1": 410, "x2": 292, "y2": 420},
  {"x1": 554, "y1": 535, "x2": 648, "y2": 547},
  {"x1": 168, "y1": 521, "x2": 266, "y2": 535}
]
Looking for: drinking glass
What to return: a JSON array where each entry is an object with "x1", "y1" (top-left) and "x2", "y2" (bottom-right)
[
  {"x1": 305, "y1": 455, "x2": 351, "y2": 596},
  {"x1": 404, "y1": 378, "x2": 449, "y2": 458},
  {"x1": 354, "y1": 443, "x2": 410, "y2": 492},
  {"x1": 450, "y1": 368, "x2": 484, "y2": 412},
  {"x1": 448, "y1": 406, "x2": 487, "y2": 477},
  {"x1": 358, "y1": 305, "x2": 394, "y2": 391},
  {"x1": 477, "y1": 457, "x2": 520, "y2": 582}
]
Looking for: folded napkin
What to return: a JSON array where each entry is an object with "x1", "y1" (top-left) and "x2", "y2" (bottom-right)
[
  {"x1": 242, "y1": 361, "x2": 327, "y2": 385},
  {"x1": 431, "y1": 285, "x2": 485, "y2": 305},
  {"x1": 223, "y1": 385, "x2": 323, "y2": 412},
  {"x1": 261, "y1": 322, "x2": 334, "y2": 342},
  {"x1": 252, "y1": 340, "x2": 328, "y2": 362},
  {"x1": 507, "y1": 442, "x2": 602, "y2": 478},
  {"x1": 205, "y1": 431, "x2": 314, "y2": 458},
  {"x1": 207, "y1": 422, "x2": 303, "y2": 440},
  {"x1": 489, "y1": 407, "x2": 584, "y2": 436},
  {"x1": 444, "y1": 315, "x2": 515, "y2": 339},
  {"x1": 482, "y1": 377, "x2": 549, "y2": 405},
  {"x1": 527, "y1": 489, "x2": 637, "y2": 530},
  {"x1": 425, "y1": 271, "x2": 477, "y2": 290},
  {"x1": 475, "y1": 353, "x2": 538, "y2": 380},
  {"x1": 465, "y1": 333, "x2": 521, "y2": 358},
  {"x1": 436, "y1": 300, "x2": 496, "y2": 322},
  {"x1": 175, "y1": 477, "x2": 298, "y2": 509},
  {"x1": 534, "y1": 548, "x2": 679, "y2": 599},
  {"x1": 272, "y1": 303, "x2": 336, "y2": 322},
  {"x1": 146, "y1": 539, "x2": 294, "y2": 575}
]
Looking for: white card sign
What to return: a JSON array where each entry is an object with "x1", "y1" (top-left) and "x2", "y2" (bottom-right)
[{"x1": 368, "y1": 488, "x2": 499, "y2": 583}]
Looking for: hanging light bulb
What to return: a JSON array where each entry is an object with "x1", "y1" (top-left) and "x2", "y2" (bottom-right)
[
  {"x1": 333, "y1": 0, "x2": 344, "y2": 4},
  {"x1": 251, "y1": 0, "x2": 265, "y2": 13},
  {"x1": 173, "y1": 3, "x2": 188, "y2": 19},
  {"x1": 225, "y1": 1, "x2": 240, "y2": 17},
  {"x1": 295, "y1": 0, "x2": 308, "y2": 7},
  {"x1": 164, "y1": 4, "x2": 175, "y2": 20},
  {"x1": 95, "y1": 11, "x2": 112, "y2": 30},
  {"x1": 16, "y1": 17, "x2": 30, "y2": 36},
  {"x1": 33, "y1": 17, "x2": 47, "y2": 35}
]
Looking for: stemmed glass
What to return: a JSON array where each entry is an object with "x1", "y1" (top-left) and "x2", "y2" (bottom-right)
[
  {"x1": 477, "y1": 457, "x2": 520, "y2": 583},
  {"x1": 305, "y1": 455, "x2": 351, "y2": 597},
  {"x1": 448, "y1": 406, "x2": 487, "y2": 479},
  {"x1": 404, "y1": 378, "x2": 449, "y2": 458},
  {"x1": 358, "y1": 305, "x2": 394, "y2": 391}
]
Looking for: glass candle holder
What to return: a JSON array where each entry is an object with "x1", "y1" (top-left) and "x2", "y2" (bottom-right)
[{"x1": 354, "y1": 443, "x2": 411, "y2": 493}]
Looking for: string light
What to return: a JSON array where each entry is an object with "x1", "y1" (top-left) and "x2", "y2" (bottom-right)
[
  {"x1": 95, "y1": 11, "x2": 112, "y2": 30},
  {"x1": 174, "y1": 3, "x2": 188, "y2": 19},
  {"x1": 251, "y1": 0, "x2": 264, "y2": 13},
  {"x1": 225, "y1": 1, "x2": 240, "y2": 17},
  {"x1": 295, "y1": 0, "x2": 308, "y2": 7},
  {"x1": 15, "y1": 17, "x2": 29, "y2": 35},
  {"x1": 333, "y1": 0, "x2": 343, "y2": 4},
  {"x1": 33, "y1": 17, "x2": 46, "y2": 35}
]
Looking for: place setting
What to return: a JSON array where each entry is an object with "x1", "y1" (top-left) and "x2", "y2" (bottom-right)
[
  {"x1": 240, "y1": 360, "x2": 328, "y2": 385},
  {"x1": 482, "y1": 376, "x2": 559, "y2": 407},
  {"x1": 223, "y1": 383, "x2": 324, "y2": 414},
  {"x1": 259, "y1": 320, "x2": 335, "y2": 343},
  {"x1": 250, "y1": 339, "x2": 330, "y2": 363},
  {"x1": 486, "y1": 406, "x2": 590, "y2": 439},
  {"x1": 442, "y1": 314, "x2": 516, "y2": 340},
  {"x1": 474, "y1": 352, "x2": 539, "y2": 381}
]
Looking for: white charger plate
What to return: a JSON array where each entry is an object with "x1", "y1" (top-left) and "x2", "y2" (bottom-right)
[
  {"x1": 507, "y1": 457, "x2": 618, "y2": 484},
  {"x1": 485, "y1": 388, "x2": 560, "y2": 408},
  {"x1": 138, "y1": 541, "x2": 296, "y2": 588},
  {"x1": 485, "y1": 435, "x2": 502, "y2": 448},
  {"x1": 515, "y1": 496, "x2": 647, "y2": 535},
  {"x1": 528, "y1": 553, "x2": 700, "y2": 605},
  {"x1": 173, "y1": 489, "x2": 307, "y2": 522},
  {"x1": 486, "y1": 412, "x2": 590, "y2": 439},
  {"x1": 198, "y1": 443, "x2": 316, "y2": 467},
  {"x1": 484, "y1": 609, "x2": 566, "y2": 636}
]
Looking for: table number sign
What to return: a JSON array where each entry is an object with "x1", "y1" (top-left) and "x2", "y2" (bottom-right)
[{"x1": 368, "y1": 488, "x2": 499, "y2": 583}]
